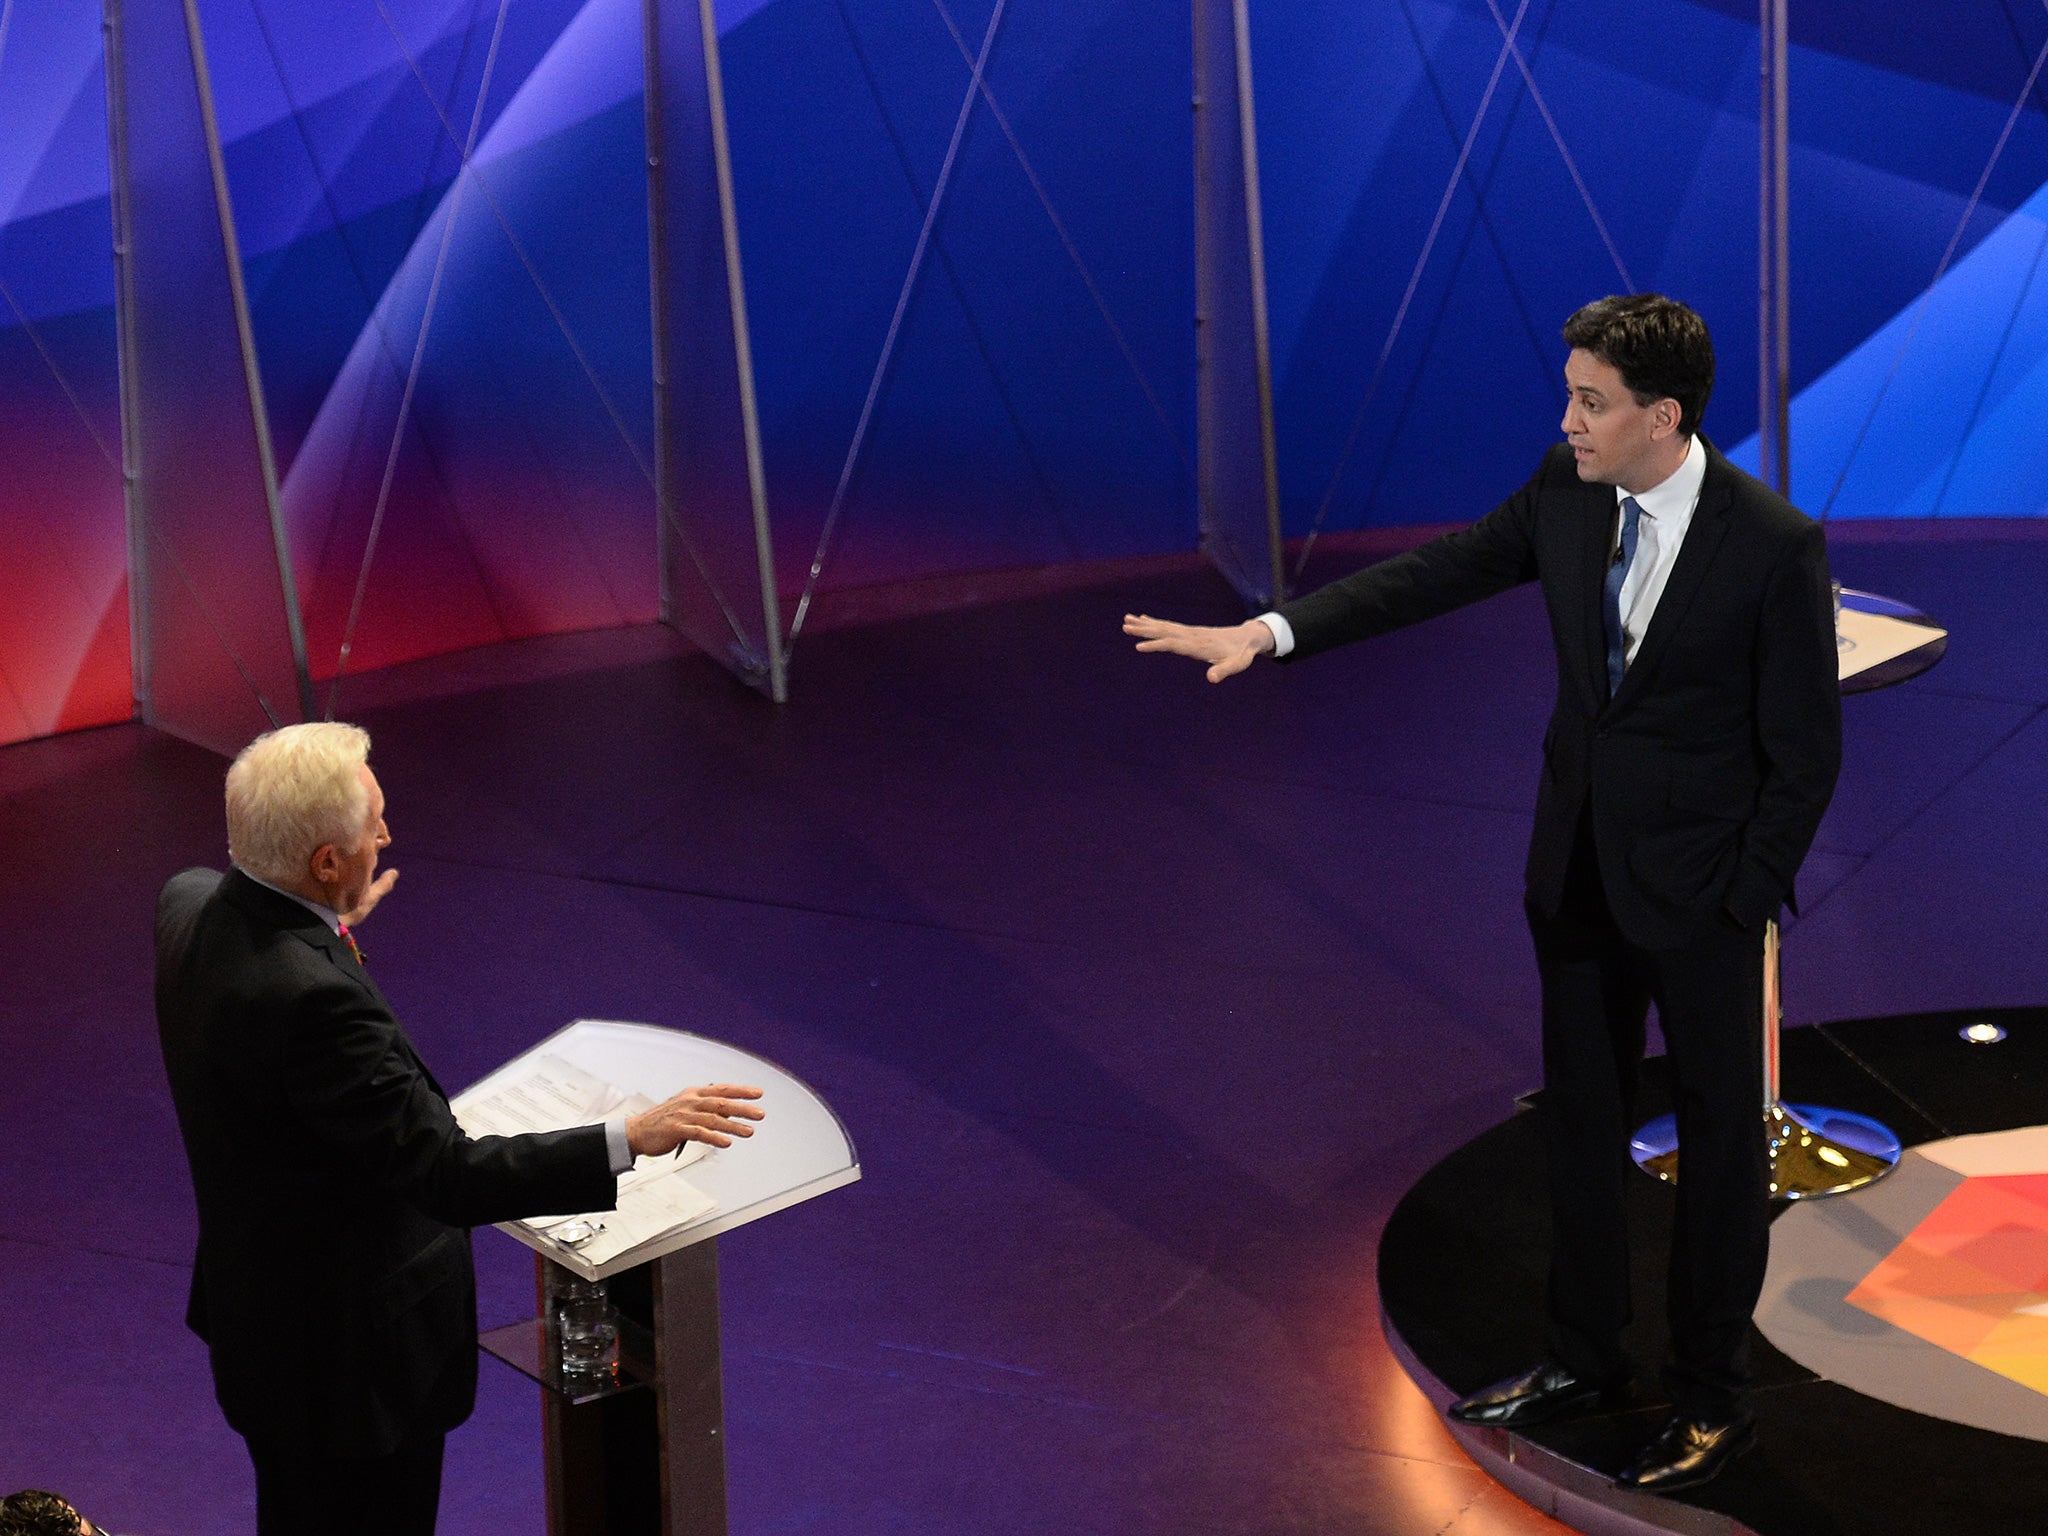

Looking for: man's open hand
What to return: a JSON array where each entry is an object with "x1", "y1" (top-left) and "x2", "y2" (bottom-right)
[
  {"x1": 339, "y1": 868, "x2": 399, "y2": 929},
  {"x1": 626, "y1": 1083, "x2": 766, "y2": 1158},
  {"x1": 1123, "y1": 613, "x2": 1275, "y2": 683}
]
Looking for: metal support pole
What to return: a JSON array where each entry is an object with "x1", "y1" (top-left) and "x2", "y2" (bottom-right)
[
  {"x1": 182, "y1": 0, "x2": 314, "y2": 719},
  {"x1": 645, "y1": 0, "x2": 785, "y2": 701},
  {"x1": 645, "y1": 0, "x2": 676, "y2": 628},
  {"x1": 694, "y1": 0, "x2": 785, "y2": 704},
  {"x1": 103, "y1": 0, "x2": 148, "y2": 720},
  {"x1": 1193, "y1": 0, "x2": 1284, "y2": 609},
  {"x1": 1758, "y1": 0, "x2": 1791, "y2": 498},
  {"x1": 1230, "y1": 0, "x2": 1284, "y2": 607}
]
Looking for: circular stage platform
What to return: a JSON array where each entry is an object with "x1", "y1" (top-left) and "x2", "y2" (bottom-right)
[{"x1": 1380, "y1": 1005, "x2": 2048, "y2": 1536}]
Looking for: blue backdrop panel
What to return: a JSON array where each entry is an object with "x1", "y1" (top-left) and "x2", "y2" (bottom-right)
[
  {"x1": 1738, "y1": 174, "x2": 2048, "y2": 520},
  {"x1": 266, "y1": 0, "x2": 659, "y2": 697},
  {"x1": 207, "y1": 0, "x2": 592, "y2": 479},
  {"x1": 1254, "y1": 0, "x2": 2048, "y2": 533},
  {"x1": 110, "y1": 0, "x2": 309, "y2": 756},
  {"x1": 723, "y1": 0, "x2": 1195, "y2": 623}
]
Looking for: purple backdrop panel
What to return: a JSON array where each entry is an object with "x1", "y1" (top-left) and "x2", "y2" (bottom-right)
[
  {"x1": 1194, "y1": 0, "x2": 1281, "y2": 608},
  {"x1": 109, "y1": 0, "x2": 308, "y2": 755},
  {"x1": 650, "y1": 0, "x2": 781, "y2": 694}
]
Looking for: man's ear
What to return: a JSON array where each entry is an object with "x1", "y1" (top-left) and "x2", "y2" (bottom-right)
[
  {"x1": 308, "y1": 844, "x2": 341, "y2": 884},
  {"x1": 1651, "y1": 398, "x2": 1682, "y2": 440}
]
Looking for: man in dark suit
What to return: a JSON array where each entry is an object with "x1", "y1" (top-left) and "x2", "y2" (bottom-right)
[
  {"x1": 1125, "y1": 295, "x2": 1841, "y2": 1491},
  {"x1": 156, "y1": 721, "x2": 766, "y2": 1535}
]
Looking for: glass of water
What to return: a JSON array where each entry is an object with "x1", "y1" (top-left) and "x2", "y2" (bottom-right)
[{"x1": 555, "y1": 1273, "x2": 618, "y2": 1375}]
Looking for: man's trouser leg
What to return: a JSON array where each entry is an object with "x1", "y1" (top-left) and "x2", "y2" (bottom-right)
[
  {"x1": 1530, "y1": 820, "x2": 1650, "y2": 1389},
  {"x1": 248, "y1": 1432, "x2": 445, "y2": 1536},
  {"x1": 1647, "y1": 921, "x2": 1770, "y2": 1421}
]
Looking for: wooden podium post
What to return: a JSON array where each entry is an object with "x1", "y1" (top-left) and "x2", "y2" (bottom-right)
[{"x1": 527, "y1": 1240, "x2": 726, "y2": 1536}]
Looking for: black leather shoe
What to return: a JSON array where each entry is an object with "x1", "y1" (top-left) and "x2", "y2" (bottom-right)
[
  {"x1": 1614, "y1": 1412, "x2": 1756, "y2": 1492},
  {"x1": 1447, "y1": 1362, "x2": 1624, "y2": 1429}
]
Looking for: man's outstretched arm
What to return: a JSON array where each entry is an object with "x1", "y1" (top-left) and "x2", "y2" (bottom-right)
[{"x1": 1122, "y1": 613, "x2": 1277, "y2": 683}]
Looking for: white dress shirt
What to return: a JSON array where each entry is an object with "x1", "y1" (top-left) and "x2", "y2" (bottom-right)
[
  {"x1": 1609, "y1": 432, "x2": 1706, "y2": 670},
  {"x1": 1255, "y1": 433, "x2": 1707, "y2": 670}
]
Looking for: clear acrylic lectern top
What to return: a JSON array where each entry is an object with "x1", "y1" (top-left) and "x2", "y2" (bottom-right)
[{"x1": 452, "y1": 1019, "x2": 859, "y2": 1282}]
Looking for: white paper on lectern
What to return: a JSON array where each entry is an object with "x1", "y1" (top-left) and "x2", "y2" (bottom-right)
[
  {"x1": 453, "y1": 1020, "x2": 860, "y2": 1281},
  {"x1": 451, "y1": 1053, "x2": 719, "y2": 1241},
  {"x1": 1837, "y1": 607, "x2": 1944, "y2": 682},
  {"x1": 532, "y1": 1176, "x2": 719, "y2": 1267},
  {"x1": 516, "y1": 1146, "x2": 713, "y2": 1229},
  {"x1": 453, "y1": 1054, "x2": 647, "y2": 1134}
]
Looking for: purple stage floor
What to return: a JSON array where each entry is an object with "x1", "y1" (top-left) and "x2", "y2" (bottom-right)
[{"x1": 4, "y1": 526, "x2": 2045, "y2": 1535}]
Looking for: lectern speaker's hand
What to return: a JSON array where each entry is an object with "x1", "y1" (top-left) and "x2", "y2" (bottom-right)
[
  {"x1": 1123, "y1": 613, "x2": 1274, "y2": 683},
  {"x1": 626, "y1": 1083, "x2": 765, "y2": 1158},
  {"x1": 339, "y1": 868, "x2": 399, "y2": 928}
]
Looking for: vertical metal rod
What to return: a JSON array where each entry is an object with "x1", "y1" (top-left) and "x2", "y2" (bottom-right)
[
  {"x1": 644, "y1": 0, "x2": 676, "y2": 627},
  {"x1": 1758, "y1": 0, "x2": 1790, "y2": 497},
  {"x1": 1193, "y1": 0, "x2": 1214, "y2": 534},
  {"x1": 1229, "y1": 0, "x2": 1284, "y2": 606},
  {"x1": 695, "y1": 0, "x2": 785, "y2": 703},
  {"x1": 1762, "y1": 917, "x2": 1782, "y2": 1111},
  {"x1": 103, "y1": 0, "x2": 149, "y2": 723},
  {"x1": 184, "y1": 0, "x2": 314, "y2": 719},
  {"x1": 1194, "y1": 0, "x2": 1284, "y2": 609}
]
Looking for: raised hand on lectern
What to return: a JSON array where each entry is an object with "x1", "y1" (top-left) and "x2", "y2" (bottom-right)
[
  {"x1": 626, "y1": 1083, "x2": 765, "y2": 1157},
  {"x1": 1123, "y1": 613, "x2": 1275, "y2": 683}
]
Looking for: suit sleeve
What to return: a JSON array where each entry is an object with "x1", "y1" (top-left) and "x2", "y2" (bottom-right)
[
  {"x1": 1276, "y1": 455, "x2": 1549, "y2": 660},
  {"x1": 1726, "y1": 519, "x2": 1843, "y2": 924},
  {"x1": 280, "y1": 970, "x2": 617, "y2": 1228}
]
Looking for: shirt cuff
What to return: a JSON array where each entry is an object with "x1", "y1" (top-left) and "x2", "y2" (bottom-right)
[
  {"x1": 1255, "y1": 611, "x2": 1294, "y2": 658},
  {"x1": 604, "y1": 1115, "x2": 634, "y2": 1174}
]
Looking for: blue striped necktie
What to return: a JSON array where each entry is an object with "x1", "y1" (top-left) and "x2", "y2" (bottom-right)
[{"x1": 1603, "y1": 496, "x2": 1643, "y2": 697}]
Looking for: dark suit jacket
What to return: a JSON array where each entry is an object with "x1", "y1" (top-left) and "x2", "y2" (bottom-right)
[
  {"x1": 1279, "y1": 441, "x2": 1842, "y2": 949},
  {"x1": 155, "y1": 867, "x2": 618, "y2": 1458}
]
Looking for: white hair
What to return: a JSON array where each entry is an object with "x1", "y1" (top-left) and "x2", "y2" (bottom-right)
[{"x1": 225, "y1": 722, "x2": 373, "y2": 885}]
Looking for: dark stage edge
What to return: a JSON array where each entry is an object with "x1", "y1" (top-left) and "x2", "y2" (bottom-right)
[{"x1": 1380, "y1": 1005, "x2": 2048, "y2": 1536}]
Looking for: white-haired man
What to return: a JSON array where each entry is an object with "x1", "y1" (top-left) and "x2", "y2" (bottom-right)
[{"x1": 155, "y1": 722, "x2": 764, "y2": 1536}]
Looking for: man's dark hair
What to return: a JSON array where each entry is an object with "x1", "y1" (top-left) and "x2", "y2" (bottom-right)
[
  {"x1": 0, "y1": 1491, "x2": 83, "y2": 1536},
  {"x1": 1562, "y1": 293, "x2": 1715, "y2": 438}
]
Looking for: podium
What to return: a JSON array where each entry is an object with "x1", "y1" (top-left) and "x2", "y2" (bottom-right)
[{"x1": 455, "y1": 1021, "x2": 860, "y2": 1536}]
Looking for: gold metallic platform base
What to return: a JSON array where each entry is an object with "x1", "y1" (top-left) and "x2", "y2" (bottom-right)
[{"x1": 1630, "y1": 1102, "x2": 1902, "y2": 1200}]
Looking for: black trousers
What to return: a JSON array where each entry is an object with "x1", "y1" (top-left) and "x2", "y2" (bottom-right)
[
  {"x1": 247, "y1": 1433, "x2": 445, "y2": 1536},
  {"x1": 1527, "y1": 814, "x2": 1769, "y2": 1421}
]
